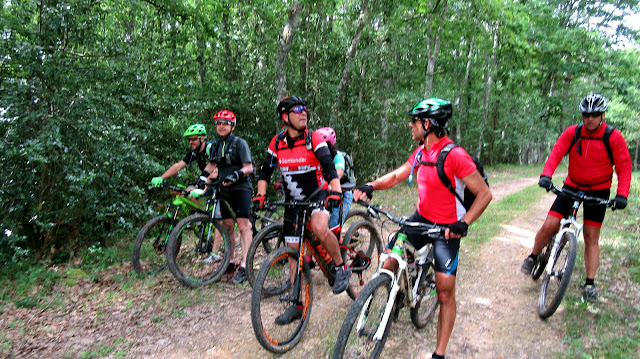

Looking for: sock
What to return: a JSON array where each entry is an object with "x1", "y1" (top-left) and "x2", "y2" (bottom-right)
[
  {"x1": 585, "y1": 278, "x2": 594, "y2": 286},
  {"x1": 528, "y1": 253, "x2": 538, "y2": 260}
]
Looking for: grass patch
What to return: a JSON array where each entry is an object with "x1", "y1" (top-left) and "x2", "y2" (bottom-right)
[{"x1": 558, "y1": 172, "x2": 640, "y2": 358}]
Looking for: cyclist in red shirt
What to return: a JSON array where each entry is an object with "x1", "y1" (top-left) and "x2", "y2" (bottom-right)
[
  {"x1": 354, "y1": 98, "x2": 492, "y2": 359},
  {"x1": 521, "y1": 93, "x2": 632, "y2": 302},
  {"x1": 254, "y1": 96, "x2": 348, "y2": 325}
]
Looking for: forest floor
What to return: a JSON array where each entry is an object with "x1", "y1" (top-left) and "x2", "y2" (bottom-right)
[{"x1": 1, "y1": 175, "x2": 604, "y2": 359}]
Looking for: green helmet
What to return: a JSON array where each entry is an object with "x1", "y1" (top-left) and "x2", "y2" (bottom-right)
[
  {"x1": 183, "y1": 123, "x2": 207, "y2": 137},
  {"x1": 407, "y1": 98, "x2": 452, "y2": 128}
]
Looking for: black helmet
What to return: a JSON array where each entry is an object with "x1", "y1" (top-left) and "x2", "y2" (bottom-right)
[
  {"x1": 407, "y1": 98, "x2": 452, "y2": 128},
  {"x1": 277, "y1": 96, "x2": 307, "y2": 118},
  {"x1": 579, "y1": 94, "x2": 607, "y2": 113}
]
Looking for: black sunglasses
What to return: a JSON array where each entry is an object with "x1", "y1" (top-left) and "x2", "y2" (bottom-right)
[{"x1": 582, "y1": 112, "x2": 603, "y2": 118}]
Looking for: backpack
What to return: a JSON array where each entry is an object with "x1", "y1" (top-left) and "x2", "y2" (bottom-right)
[
  {"x1": 411, "y1": 143, "x2": 489, "y2": 211},
  {"x1": 565, "y1": 123, "x2": 615, "y2": 164},
  {"x1": 338, "y1": 150, "x2": 357, "y2": 188},
  {"x1": 210, "y1": 135, "x2": 239, "y2": 167}
]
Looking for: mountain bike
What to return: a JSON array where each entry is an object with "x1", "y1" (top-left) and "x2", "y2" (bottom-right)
[
  {"x1": 250, "y1": 199, "x2": 382, "y2": 353},
  {"x1": 245, "y1": 200, "x2": 375, "y2": 287},
  {"x1": 531, "y1": 184, "x2": 613, "y2": 319},
  {"x1": 131, "y1": 184, "x2": 205, "y2": 275},
  {"x1": 164, "y1": 180, "x2": 254, "y2": 288},
  {"x1": 332, "y1": 201, "x2": 443, "y2": 359}
]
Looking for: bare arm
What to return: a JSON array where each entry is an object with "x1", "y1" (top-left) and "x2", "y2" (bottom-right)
[
  {"x1": 160, "y1": 160, "x2": 187, "y2": 179},
  {"x1": 459, "y1": 170, "x2": 492, "y2": 225}
]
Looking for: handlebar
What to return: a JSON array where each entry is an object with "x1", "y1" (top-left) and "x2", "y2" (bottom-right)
[
  {"x1": 548, "y1": 184, "x2": 614, "y2": 208},
  {"x1": 355, "y1": 200, "x2": 445, "y2": 238}
]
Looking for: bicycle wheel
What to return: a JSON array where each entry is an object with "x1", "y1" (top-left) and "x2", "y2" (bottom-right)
[
  {"x1": 246, "y1": 223, "x2": 285, "y2": 287},
  {"x1": 531, "y1": 241, "x2": 551, "y2": 280},
  {"x1": 344, "y1": 220, "x2": 383, "y2": 300},
  {"x1": 410, "y1": 255, "x2": 439, "y2": 328},
  {"x1": 132, "y1": 215, "x2": 174, "y2": 275},
  {"x1": 251, "y1": 246, "x2": 313, "y2": 353},
  {"x1": 165, "y1": 213, "x2": 231, "y2": 288},
  {"x1": 332, "y1": 274, "x2": 393, "y2": 359},
  {"x1": 343, "y1": 209, "x2": 373, "y2": 234},
  {"x1": 538, "y1": 231, "x2": 577, "y2": 319}
]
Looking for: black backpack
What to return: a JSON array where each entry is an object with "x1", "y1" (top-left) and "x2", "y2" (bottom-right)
[
  {"x1": 412, "y1": 143, "x2": 489, "y2": 211},
  {"x1": 566, "y1": 123, "x2": 615, "y2": 163}
]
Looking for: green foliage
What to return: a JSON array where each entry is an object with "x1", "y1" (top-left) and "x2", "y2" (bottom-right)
[{"x1": 1, "y1": 0, "x2": 638, "y2": 264}]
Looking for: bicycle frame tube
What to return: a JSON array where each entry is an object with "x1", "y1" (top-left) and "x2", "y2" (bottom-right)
[
  {"x1": 371, "y1": 251, "x2": 407, "y2": 341},
  {"x1": 545, "y1": 199, "x2": 582, "y2": 276}
]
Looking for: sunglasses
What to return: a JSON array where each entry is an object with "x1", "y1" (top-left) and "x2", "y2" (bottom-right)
[
  {"x1": 410, "y1": 117, "x2": 423, "y2": 124},
  {"x1": 187, "y1": 137, "x2": 201, "y2": 142},
  {"x1": 289, "y1": 105, "x2": 307, "y2": 114},
  {"x1": 215, "y1": 120, "x2": 234, "y2": 126},
  {"x1": 582, "y1": 112, "x2": 603, "y2": 118}
]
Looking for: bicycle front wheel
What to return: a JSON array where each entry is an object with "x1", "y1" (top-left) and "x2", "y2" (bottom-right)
[
  {"x1": 246, "y1": 223, "x2": 284, "y2": 287},
  {"x1": 343, "y1": 220, "x2": 383, "y2": 300},
  {"x1": 165, "y1": 213, "x2": 231, "y2": 288},
  {"x1": 538, "y1": 231, "x2": 577, "y2": 319},
  {"x1": 132, "y1": 215, "x2": 174, "y2": 275},
  {"x1": 251, "y1": 246, "x2": 313, "y2": 353},
  {"x1": 332, "y1": 274, "x2": 392, "y2": 359},
  {"x1": 410, "y1": 253, "x2": 439, "y2": 328},
  {"x1": 531, "y1": 241, "x2": 551, "y2": 280}
]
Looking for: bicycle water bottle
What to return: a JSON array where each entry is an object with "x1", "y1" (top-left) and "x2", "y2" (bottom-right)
[{"x1": 392, "y1": 233, "x2": 406, "y2": 256}]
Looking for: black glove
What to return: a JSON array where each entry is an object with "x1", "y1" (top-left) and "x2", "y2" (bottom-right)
[
  {"x1": 612, "y1": 195, "x2": 627, "y2": 211},
  {"x1": 223, "y1": 170, "x2": 242, "y2": 185},
  {"x1": 325, "y1": 191, "x2": 343, "y2": 209},
  {"x1": 357, "y1": 184, "x2": 374, "y2": 199},
  {"x1": 253, "y1": 195, "x2": 267, "y2": 210},
  {"x1": 447, "y1": 219, "x2": 468, "y2": 237},
  {"x1": 538, "y1": 175, "x2": 553, "y2": 191}
]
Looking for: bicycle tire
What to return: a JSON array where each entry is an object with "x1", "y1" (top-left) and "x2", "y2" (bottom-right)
[
  {"x1": 343, "y1": 220, "x2": 383, "y2": 300},
  {"x1": 132, "y1": 215, "x2": 175, "y2": 275},
  {"x1": 246, "y1": 223, "x2": 285, "y2": 287},
  {"x1": 538, "y1": 231, "x2": 577, "y2": 319},
  {"x1": 165, "y1": 213, "x2": 231, "y2": 288},
  {"x1": 343, "y1": 209, "x2": 373, "y2": 233},
  {"x1": 251, "y1": 246, "x2": 313, "y2": 353},
  {"x1": 332, "y1": 274, "x2": 393, "y2": 359},
  {"x1": 531, "y1": 241, "x2": 551, "y2": 280},
  {"x1": 410, "y1": 256, "x2": 439, "y2": 328}
]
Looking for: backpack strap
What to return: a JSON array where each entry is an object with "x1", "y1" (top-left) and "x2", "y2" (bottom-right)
[
  {"x1": 436, "y1": 143, "x2": 465, "y2": 205},
  {"x1": 566, "y1": 123, "x2": 615, "y2": 163}
]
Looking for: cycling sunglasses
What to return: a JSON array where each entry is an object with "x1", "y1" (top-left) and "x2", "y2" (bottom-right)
[
  {"x1": 581, "y1": 112, "x2": 603, "y2": 118},
  {"x1": 215, "y1": 120, "x2": 234, "y2": 126},
  {"x1": 289, "y1": 105, "x2": 307, "y2": 114}
]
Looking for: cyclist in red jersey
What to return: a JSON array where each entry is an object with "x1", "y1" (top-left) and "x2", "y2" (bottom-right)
[
  {"x1": 354, "y1": 98, "x2": 492, "y2": 359},
  {"x1": 521, "y1": 93, "x2": 632, "y2": 302},
  {"x1": 254, "y1": 96, "x2": 349, "y2": 325}
]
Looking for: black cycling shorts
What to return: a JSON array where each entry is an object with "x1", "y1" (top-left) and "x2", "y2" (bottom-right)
[
  {"x1": 219, "y1": 190, "x2": 252, "y2": 220},
  {"x1": 387, "y1": 211, "x2": 460, "y2": 276},
  {"x1": 283, "y1": 190, "x2": 328, "y2": 244},
  {"x1": 549, "y1": 185, "x2": 609, "y2": 227}
]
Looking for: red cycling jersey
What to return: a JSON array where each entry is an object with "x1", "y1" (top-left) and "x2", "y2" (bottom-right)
[
  {"x1": 410, "y1": 137, "x2": 477, "y2": 224},
  {"x1": 259, "y1": 129, "x2": 337, "y2": 200},
  {"x1": 542, "y1": 122, "x2": 631, "y2": 197}
]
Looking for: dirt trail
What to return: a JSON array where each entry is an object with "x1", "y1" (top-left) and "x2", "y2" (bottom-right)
[{"x1": 2, "y1": 176, "x2": 576, "y2": 359}]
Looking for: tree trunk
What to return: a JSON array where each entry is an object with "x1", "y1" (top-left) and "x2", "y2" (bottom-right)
[
  {"x1": 275, "y1": 2, "x2": 304, "y2": 101},
  {"x1": 331, "y1": 0, "x2": 370, "y2": 121},
  {"x1": 476, "y1": 22, "x2": 499, "y2": 159},
  {"x1": 454, "y1": 35, "x2": 475, "y2": 144},
  {"x1": 423, "y1": 0, "x2": 447, "y2": 98}
]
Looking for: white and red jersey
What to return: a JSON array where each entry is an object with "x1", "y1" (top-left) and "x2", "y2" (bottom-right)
[
  {"x1": 542, "y1": 122, "x2": 631, "y2": 197},
  {"x1": 410, "y1": 137, "x2": 477, "y2": 224},
  {"x1": 259, "y1": 129, "x2": 337, "y2": 200}
]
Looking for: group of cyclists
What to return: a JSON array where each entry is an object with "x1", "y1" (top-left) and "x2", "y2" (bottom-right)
[{"x1": 150, "y1": 93, "x2": 631, "y2": 359}]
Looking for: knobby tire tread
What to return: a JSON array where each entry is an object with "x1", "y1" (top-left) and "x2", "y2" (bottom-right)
[{"x1": 538, "y1": 232, "x2": 577, "y2": 319}]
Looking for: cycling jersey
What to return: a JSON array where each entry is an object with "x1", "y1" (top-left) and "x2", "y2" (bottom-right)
[
  {"x1": 209, "y1": 134, "x2": 253, "y2": 193},
  {"x1": 259, "y1": 129, "x2": 338, "y2": 201},
  {"x1": 542, "y1": 122, "x2": 631, "y2": 197},
  {"x1": 409, "y1": 137, "x2": 476, "y2": 224},
  {"x1": 182, "y1": 142, "x2": 212, "y2": 172}
]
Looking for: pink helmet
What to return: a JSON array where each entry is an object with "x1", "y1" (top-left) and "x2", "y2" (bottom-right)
[
  {"x1": 316, "y1": 127, "x2": 336, "y2": 146},
  {"x1": 213, "y1": 110, "x2": 236, "y2": 125}
]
